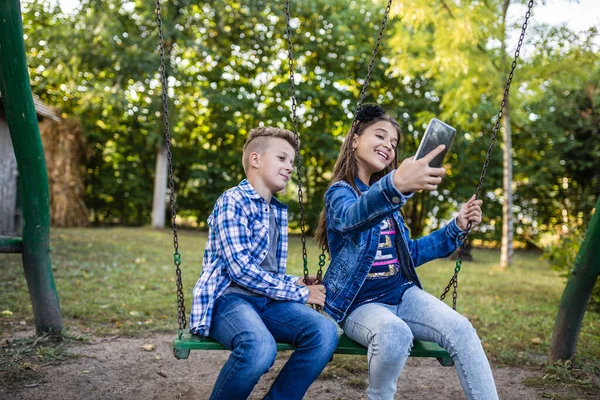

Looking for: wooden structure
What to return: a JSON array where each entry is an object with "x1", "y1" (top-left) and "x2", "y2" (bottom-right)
[{"x1": 0, "y1": 96, "x2": 59, "y2": 235}]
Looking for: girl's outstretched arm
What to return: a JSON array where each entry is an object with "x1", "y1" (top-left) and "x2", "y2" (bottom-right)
[
  {"x1": 399, "y1": 218, "x2": 465, "y2": 267},
  {"x1": 401, "y1": 197, "x2": 483, "y2": 266}
]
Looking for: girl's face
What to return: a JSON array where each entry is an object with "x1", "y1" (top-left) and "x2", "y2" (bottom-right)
[{"x1": 352, "y1": 120, "x2": 398, "y2": 180}]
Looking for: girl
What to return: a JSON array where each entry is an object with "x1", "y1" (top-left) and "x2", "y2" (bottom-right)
[{"x1": 315, "y1": 104, "x2": 498, "y2": 400}]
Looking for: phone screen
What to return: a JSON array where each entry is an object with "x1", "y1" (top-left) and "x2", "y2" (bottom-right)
[{"x1": 414, "y1": 118, "x2": 456, "y2": 168}]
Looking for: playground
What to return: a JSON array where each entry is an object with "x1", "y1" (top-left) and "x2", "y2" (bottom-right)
[
  {"x1": 1, "y1": 0, "x2": 600, "y2": 399},
  {"x1": 0, "y1": 333, "x2": 544, "y2": 399},
  {"x1": 2, "y1": 229, "x2": 600, "y2": 398}
]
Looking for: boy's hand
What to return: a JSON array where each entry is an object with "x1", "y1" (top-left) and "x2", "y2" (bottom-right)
[
  {"x1": 305, "y1": 285, "x2": 326, "y2": 308},
  {"x1": 296, "y1": 277, "x2": 326, "y2": 307},
  {"x1": 393, "y1": 145, "x2": 447, "y2": 194},
  {"x1": 296, "y1": 276, "x2": 319, "y2": 286},
  {"x1": 456, "y1": 195, "x2": 483, "y2": 231}
]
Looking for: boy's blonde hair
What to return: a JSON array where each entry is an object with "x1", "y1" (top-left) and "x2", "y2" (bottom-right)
[{"x1": 242, "y1": 127, "x2": 298, "y2": 174}]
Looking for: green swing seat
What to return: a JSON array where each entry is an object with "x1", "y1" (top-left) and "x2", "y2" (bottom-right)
[{"x1": 173, "y1": 333, "x2": 453, "y2": 366}]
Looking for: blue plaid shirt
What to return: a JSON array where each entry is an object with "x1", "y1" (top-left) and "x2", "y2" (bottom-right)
[{"x1": 189, "y1": 179, "x2": 310, "y2": 336}]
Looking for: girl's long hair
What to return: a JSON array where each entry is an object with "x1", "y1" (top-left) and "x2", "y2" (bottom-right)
[{"x1": 314, "y1": 111, "x2": 402, "y2": 253}]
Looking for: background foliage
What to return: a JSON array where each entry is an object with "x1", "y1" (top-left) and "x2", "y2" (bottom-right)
[{"x1": 21, "y1": 0, "x2": 600, "y2": 246}]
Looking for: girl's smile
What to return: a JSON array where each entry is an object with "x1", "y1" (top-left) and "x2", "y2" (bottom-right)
[{"x1": 352, "y1": 120, "x2": 398, "y2": 184}]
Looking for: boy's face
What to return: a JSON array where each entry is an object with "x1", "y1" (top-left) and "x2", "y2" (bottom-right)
[{"x1": 254, "y1": 137, "x2": 295, "y2": 194}]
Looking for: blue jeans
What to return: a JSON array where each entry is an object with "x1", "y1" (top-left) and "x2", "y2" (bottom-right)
[
  {"x1": 342, "y1": 286, "x2": 498, "y2": 400},
  {"x1": 209, "y1": 293, "x2": 339, "y2": 400}
]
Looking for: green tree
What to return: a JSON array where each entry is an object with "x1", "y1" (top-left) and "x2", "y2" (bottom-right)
[
  {"x1": 24, "y1": 0, "x2": 169, "y2": 225},
  {"x1": 515, "y1": 25, "x2": 600, "y2": 239},
  {"x1": 23, "y1": 0, "x2": 598, "y2": 248},
  {"x1": 384, "y1": 0, "x2": 510, "y2": 245},
  {"x1": 384, "y1": 0, "x2": 600, "y2": 254}
]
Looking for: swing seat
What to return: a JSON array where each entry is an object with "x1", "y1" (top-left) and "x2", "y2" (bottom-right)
[{"x1": 173, "y1": 333, "x2": 453, "y2": 366}]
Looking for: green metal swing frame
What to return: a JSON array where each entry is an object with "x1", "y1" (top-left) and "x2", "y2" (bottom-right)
[{"x1": 0, "y1": 0, "x2": 63, "y2": 335}]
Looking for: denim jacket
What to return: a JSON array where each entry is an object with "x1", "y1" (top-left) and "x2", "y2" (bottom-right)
[{"x1": 322, "y1": 172, "x2": 466, "y2": 323}]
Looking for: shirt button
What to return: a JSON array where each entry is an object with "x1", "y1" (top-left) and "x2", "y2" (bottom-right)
[{"x1": 392, "y1": 196, "x2": 401, "y2": 204}]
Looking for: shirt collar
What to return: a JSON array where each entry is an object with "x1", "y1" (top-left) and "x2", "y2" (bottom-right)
[
  {"x1": 354, "y1": 177, "x2": 370, "y2": 192},
  {"x1": 238, "y1": 179, "x2": 288, "y2": 209}
]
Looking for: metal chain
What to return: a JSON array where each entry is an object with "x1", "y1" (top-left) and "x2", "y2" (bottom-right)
[
  {"x1": 284, "y1": 0, "x2": 311, "y2": 284},
  {"x1": 286, "y1": 0, "x2": 391, "y2": 283},
  {"x1": 312, "y1": 0, "x2": 394, "y2": 277},
  {"x1": 440, "y1": 0, "x2": 535, "y2": 310},
  {"x1": 353, "y1": 0, "x2": 393, "y2": 123},
  {"x1": 316, "y1": 244, "x2": 326, "y2": 283},
  {"x1": 155, "y1": 0, "x2": 186, "y2": 338},
  {"x1": 155, "y1": 0, "x2": 533, "y2": 319}
]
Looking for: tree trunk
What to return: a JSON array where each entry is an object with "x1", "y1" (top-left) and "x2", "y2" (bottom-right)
[
  {"x1": 500, "y1": 0, "x2": 514, "y2": 268},
  {"x1": 500, "y1": 103, "x2": 514, "y2": 268},
  {"x1": 151, "y1": 145, "x2": 168, "y2": 229},
  {"x1": 549, "y1": 196, "x2": 600, "y2": 361}
]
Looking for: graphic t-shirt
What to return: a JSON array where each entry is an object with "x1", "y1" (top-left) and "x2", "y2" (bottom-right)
[{"x1": 347, "y1": 216, "x2": 414, "y2": 316}]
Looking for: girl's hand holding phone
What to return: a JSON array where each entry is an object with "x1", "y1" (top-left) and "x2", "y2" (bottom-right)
[{"x1": 393, "y1": 145, "x2": 447, "y2": 194}]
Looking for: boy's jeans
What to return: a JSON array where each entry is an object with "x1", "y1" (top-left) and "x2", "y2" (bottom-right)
[
  {"x1": 209, "y1": 293, "x2": 338, "y2": 400},
  {"x1": 342, "y1": 286, "x2": 498, "y2": 400}
]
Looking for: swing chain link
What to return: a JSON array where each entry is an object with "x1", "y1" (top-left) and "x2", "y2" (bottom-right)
[
  {"x1": 315, "y1": 0, "x2": 394, "y2": 273},
  {"x1": 156, "y1": 0, "x2": 186, "y2": 337},
  {"x1": 316, "y1": 244, "x2": 327, "y2": 283},
  {"x1": 156, "y1": 0, "x2": 533, "y2": 318},
  {"x1": 440, "y1": 0, "x2": 534, "y2": 310},
  {"x1": 284, "y1": 0, "x2": 311, "y2": 285},
  {"x1": 354, "y1": 0, "x2": 393, "y2": 119},
  {"x1": 286, "y1": 0, "x2": 393, "y2": 284}
]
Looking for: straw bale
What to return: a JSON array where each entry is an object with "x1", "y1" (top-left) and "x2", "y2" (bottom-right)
[{"x1": 39, "y1": 117, "x2": 90, "y2": 227}]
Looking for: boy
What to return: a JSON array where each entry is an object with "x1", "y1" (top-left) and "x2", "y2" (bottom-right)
[{"x1": 190, "y1": 127, "x2": 338, "y2": 400}]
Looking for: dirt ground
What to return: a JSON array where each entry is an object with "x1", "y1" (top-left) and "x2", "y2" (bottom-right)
[{"x1": 0, "y1": 331, "x2": 565, "y2": 400}]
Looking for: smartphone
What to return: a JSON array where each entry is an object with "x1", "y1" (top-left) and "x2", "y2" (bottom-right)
[{"x1": 414, "y1": 118, "x2": 456, "y2": 168}]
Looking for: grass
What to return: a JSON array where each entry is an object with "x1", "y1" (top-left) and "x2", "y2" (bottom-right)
[
  {"x1": 523, "y1": 360, "x2": 600, "y2": 399},
  {"x1": 1, "y1": 227, "x2": 600, "y2": 393},
  {"x1": 0, "y1": 333, "x2": 77, "y2": 388}
]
